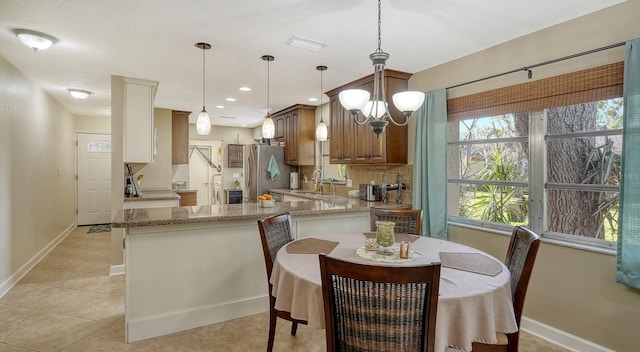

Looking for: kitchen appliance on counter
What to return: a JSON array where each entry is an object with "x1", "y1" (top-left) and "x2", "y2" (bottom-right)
[
  {"x1": 243, "y1": 144, "x2": 295, "y2": 201},
  {"x1": 290, "y1": 171, "x2": 299, "y2": 190},
  {"x1": 360, "y1": 184, "x2": 383, "y2": 201}
]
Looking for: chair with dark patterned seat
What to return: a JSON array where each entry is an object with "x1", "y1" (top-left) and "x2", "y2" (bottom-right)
[
  {"x1": 319, "y1": 253, "x2": 440, "y2": 352},
  {"x1": 370, "y1": 207, "x2": 423, "y2": 235},
  {"x1": 257, "y1": 213, "x2": 307, "y2": 352},
  {"x1": 471, "y1": 226, "x2": 541, "y2": 352}
]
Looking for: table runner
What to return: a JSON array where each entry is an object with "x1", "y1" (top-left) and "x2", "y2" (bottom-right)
[
  {"x1": 439, "y1": 252, "x2": 503, "y2": 276},
  {"x1": 286, "y1": 237, "x2": 339, "y2": 254}
]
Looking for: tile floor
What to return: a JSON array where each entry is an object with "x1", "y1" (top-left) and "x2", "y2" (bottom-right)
[{"x1": 0, "y1": 226, "x2": 569, "y2": 352}]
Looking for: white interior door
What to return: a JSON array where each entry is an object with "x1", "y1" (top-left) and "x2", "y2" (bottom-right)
[
  {"x1": 77, "y1": 133, "x2": 112, "y2": 225},
  {"x1": 189, "y1": 145, "x2": 211, "y2": 206}
]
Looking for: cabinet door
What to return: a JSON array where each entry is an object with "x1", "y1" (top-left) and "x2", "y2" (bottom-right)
[
  {"x1": 329, "y1": 98, "x2": 355, "y2": 164},
  {"x1": 274, "y1": 115, "x2": 285, "y2": 140},
  {"x1": 172, "y1": 110, "x2": 190, "y2": 164},
  {"x1": 284, "y1": 112, "x2": 297, "y2": 164},
  {"x1": 227, "y1": 144, "x2": 243, "y2": 168},
  {"x1": 124, "y1": 82, "x2": 155, "y2": 163}
]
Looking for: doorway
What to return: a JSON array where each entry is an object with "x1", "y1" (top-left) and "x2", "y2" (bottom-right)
[
  {"x1": 77, "y1": 133, "x2": 112, "y2": 225},
  {"x1": 189, "y1": 141, "x2": 223, "y2": 206}
]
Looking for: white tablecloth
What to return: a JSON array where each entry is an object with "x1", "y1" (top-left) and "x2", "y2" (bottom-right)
[{"x1": 270, "y1": 232, "x2": 518, "y2": 352}]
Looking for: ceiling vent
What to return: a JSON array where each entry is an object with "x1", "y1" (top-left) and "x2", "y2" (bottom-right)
[{"x1": 285, "y1": 36, "x2": 327, "y2": 52}]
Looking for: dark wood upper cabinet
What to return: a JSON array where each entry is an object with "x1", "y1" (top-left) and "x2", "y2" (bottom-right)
[
  {"x1": 326, "y1": 69, "x2": 411, "y2": 165},
  {"x1": 171, "y1": 110, "x2": 191, "y2": 164},
  {"x1": 227, "y1": 144, "x2": 244, "y2": 168},
  {"x1": 271, "y1": 104, "x2": 315, "y2": 166}
]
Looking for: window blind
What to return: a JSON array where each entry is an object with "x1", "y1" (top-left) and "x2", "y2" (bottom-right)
[{"x1": 447, "y1": 62, "x2": 624, "y2": 121}]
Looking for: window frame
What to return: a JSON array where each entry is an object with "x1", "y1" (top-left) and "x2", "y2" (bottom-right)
[{"x1": 447, "y1": 108, "x2": 620, "y2": 254}]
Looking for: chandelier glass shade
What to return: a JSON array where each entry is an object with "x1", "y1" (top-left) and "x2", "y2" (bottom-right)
[
  {"x1": 195, "y1": 42, "x2": 212, "y2": 135},
  {"x1": 338, "y1": 0, "x2": 425, "y2": 137},
  {"x1": 261, "y1": 55, "x2": 275, "y2": 139}
]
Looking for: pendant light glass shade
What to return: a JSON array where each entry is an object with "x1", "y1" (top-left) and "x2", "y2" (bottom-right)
[
  {"x1": 338, "y1": 0, "x2": 425, "y2": 137},
  {"x1": 195, "y1": 42, "x2": 212, "y2": 135},
  {"x1": 315, "y1": 120, "x2": 328, "y2": 141},
  {"x1": 261, "y1": 55, "x2": 275, "y2": 139},
  {"x1": 196, "y1": 108, "x2": 211, "y2": 135},
  {"x1": 262, "y1": 116, "x2": 275, "y2": 139}
]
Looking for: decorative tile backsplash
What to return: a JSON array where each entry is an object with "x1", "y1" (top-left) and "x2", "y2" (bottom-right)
[{"x1": 299, "y1": 164, "x2": 413, "y2": 205}]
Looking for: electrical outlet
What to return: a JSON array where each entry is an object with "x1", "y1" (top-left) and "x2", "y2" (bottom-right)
[
  {"x1": 232, "y1": 172, "x2": 240, "y2": 178},
  {"x1": 346, "y1": 179, "x2": 352, "y2": 188}
]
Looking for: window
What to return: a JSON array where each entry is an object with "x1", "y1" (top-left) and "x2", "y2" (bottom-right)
[{"x1": 446, "y1": 63, "x2": 624, "y2": 250}]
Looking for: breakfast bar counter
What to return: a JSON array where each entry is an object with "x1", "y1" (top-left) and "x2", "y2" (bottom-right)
[
  {"x1": 112, "y1": 196, "x2": 409, "y2": 343},
  {"x1": 112, "y1": 196, "x2": 408, "y2": 228}
]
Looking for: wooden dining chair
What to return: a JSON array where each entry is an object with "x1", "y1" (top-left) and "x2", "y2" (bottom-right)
[
  {"x1": 319, "y1": 254, "x2": 441, "y2": 352},
  {"x1": 471, "y1": 226, "x2": 541, "y2": 352},
  {"x1": 257, "y1": 213, "x2": 307, "y2": 352},
  {"x1": 370, "y1": 207, "x2": 423, "y2": 235}
]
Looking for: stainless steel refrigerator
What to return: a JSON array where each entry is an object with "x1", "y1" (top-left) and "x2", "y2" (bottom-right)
[{"x1": 243, "y1": 144, "x2": 294, "y2": 201}]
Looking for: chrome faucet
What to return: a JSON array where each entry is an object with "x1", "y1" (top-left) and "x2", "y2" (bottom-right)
[
  {"x1": 312, "y1": 168, "x2": 323, "y2": 193},
  {"x1": 328, "y1": 179, "x2": 336, "y2": 197}
]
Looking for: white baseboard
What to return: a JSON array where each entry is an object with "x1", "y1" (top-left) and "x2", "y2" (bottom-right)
[
  {"x1": 109, "y1": 264, "x2": 125, "y2": 276},
  {"x1": 521, "y1": 317, "x2": 615, "y2": 352},
  {"x1": 126, "y1": 295, "x2": 269, "y2": 343},
  {"x1": 0, "y1": 223, "x2": 76, "y2": 299}
]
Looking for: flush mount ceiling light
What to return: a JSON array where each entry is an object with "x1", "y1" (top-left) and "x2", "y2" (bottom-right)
[
  {"x1": 67, "y1": 89, "x2": 92, "y2": 100},
  {"x1": 315, "y1": 65, "x2": 328, "y2": 142},
  {"x1": 261, "y1": 55, "x2": 275, "y2": 140},
  {"x1": 338, "y1": 0, "x2": 425, "y2": 137},
  {"x1": 195, "y1": 42, "x2": 212, "y2": 135},
  {"x1": 12, "y1": 28, "x2": 58, "y2": 51},
  {"x1": 285, "y1": 36, "x2": 327, "y2": 52}
]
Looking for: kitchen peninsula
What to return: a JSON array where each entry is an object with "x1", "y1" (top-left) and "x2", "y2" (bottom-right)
[{"x1": 112, "y1": 196, "x2": 408, "y2": 342}]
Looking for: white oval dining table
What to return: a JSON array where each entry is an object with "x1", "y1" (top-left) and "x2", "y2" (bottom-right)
[{"x1": 270, "y1": 232, "x2": 518, "y2": 352}]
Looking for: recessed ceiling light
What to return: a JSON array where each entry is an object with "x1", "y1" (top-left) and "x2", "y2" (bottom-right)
[
  {"x1": 216, "y1": 105, "x2": 224, "y2": 109},
  {"x1": 12, "y1": 28, "x2": 58, "y2": 51},
  {"x1": 308, "y1": 97, "x2": 318, "y2": 102},
  {"x1": 67, "y1": 89, "x2": 92, "y2": 100},
  {"x1": 225, "y1": 98, "x2": 236, "y2": 102},
  {"x1": 285, "y1": 36, "x2": 327, "y2": 52},
  {"x1": 239, "y1": 87, "x2": 251, "y2": 92}
]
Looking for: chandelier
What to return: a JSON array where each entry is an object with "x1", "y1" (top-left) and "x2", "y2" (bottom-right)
[{"x1": 338, "y1": 0, "x2": 425, "y2": 137}]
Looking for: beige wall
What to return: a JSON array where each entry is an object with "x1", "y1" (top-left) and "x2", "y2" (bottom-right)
[
  {"x1": 409, "y1": 1, "x2": 640, "y2": 351},
  {"x1": 0, "y1": 54, "x2": 77, "y2": 296},
  {"x1": 75, "y1": 115, "x2": 111, "y2": 133},
  {"x1": 132, "y1": 108, "x2": 173, "y2": 190}
]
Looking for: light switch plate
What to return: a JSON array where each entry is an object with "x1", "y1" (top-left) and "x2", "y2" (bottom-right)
[
  {"x1": 346, "y1": 179, "x2": 352, "y2": 188},
  {"x1": 232, "y1": 173, "x2": 240, "y2": 178}
]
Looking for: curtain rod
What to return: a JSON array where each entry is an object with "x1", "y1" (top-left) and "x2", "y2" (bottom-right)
[{"x1": 446, "y1": 41, "x2": 626, "y2": 90}]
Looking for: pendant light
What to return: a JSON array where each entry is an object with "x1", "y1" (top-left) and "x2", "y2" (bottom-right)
[
  {"x1": 315, "y1": 65, "x2": 328, "y2": 142},
  {"x1": 195, "y1": 42, "x2": 212, "y2": 135},
  {"x1": 261, "y1": 55, "x2": 275, "y2": 140},
  {"x1": 338, "y1": 0, "x2": 425, "y2": 137}
]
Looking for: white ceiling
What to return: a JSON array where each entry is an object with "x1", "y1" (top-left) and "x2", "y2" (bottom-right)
[{"x1": 0, "y1": 0, "x2": 624, "y2": 128}]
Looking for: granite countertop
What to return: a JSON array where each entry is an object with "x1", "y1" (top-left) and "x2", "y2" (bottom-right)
[
  {"x1": 112, "y1": 196, "x2": 408, "y2": 228},
  {"x1": 124, "y1": 190, "x2": 180, "y2": 202}
]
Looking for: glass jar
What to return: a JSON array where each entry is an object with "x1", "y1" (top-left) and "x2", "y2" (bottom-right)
[{"x1": 375, "y1": 221, "x2": 396, "y2": 255}]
